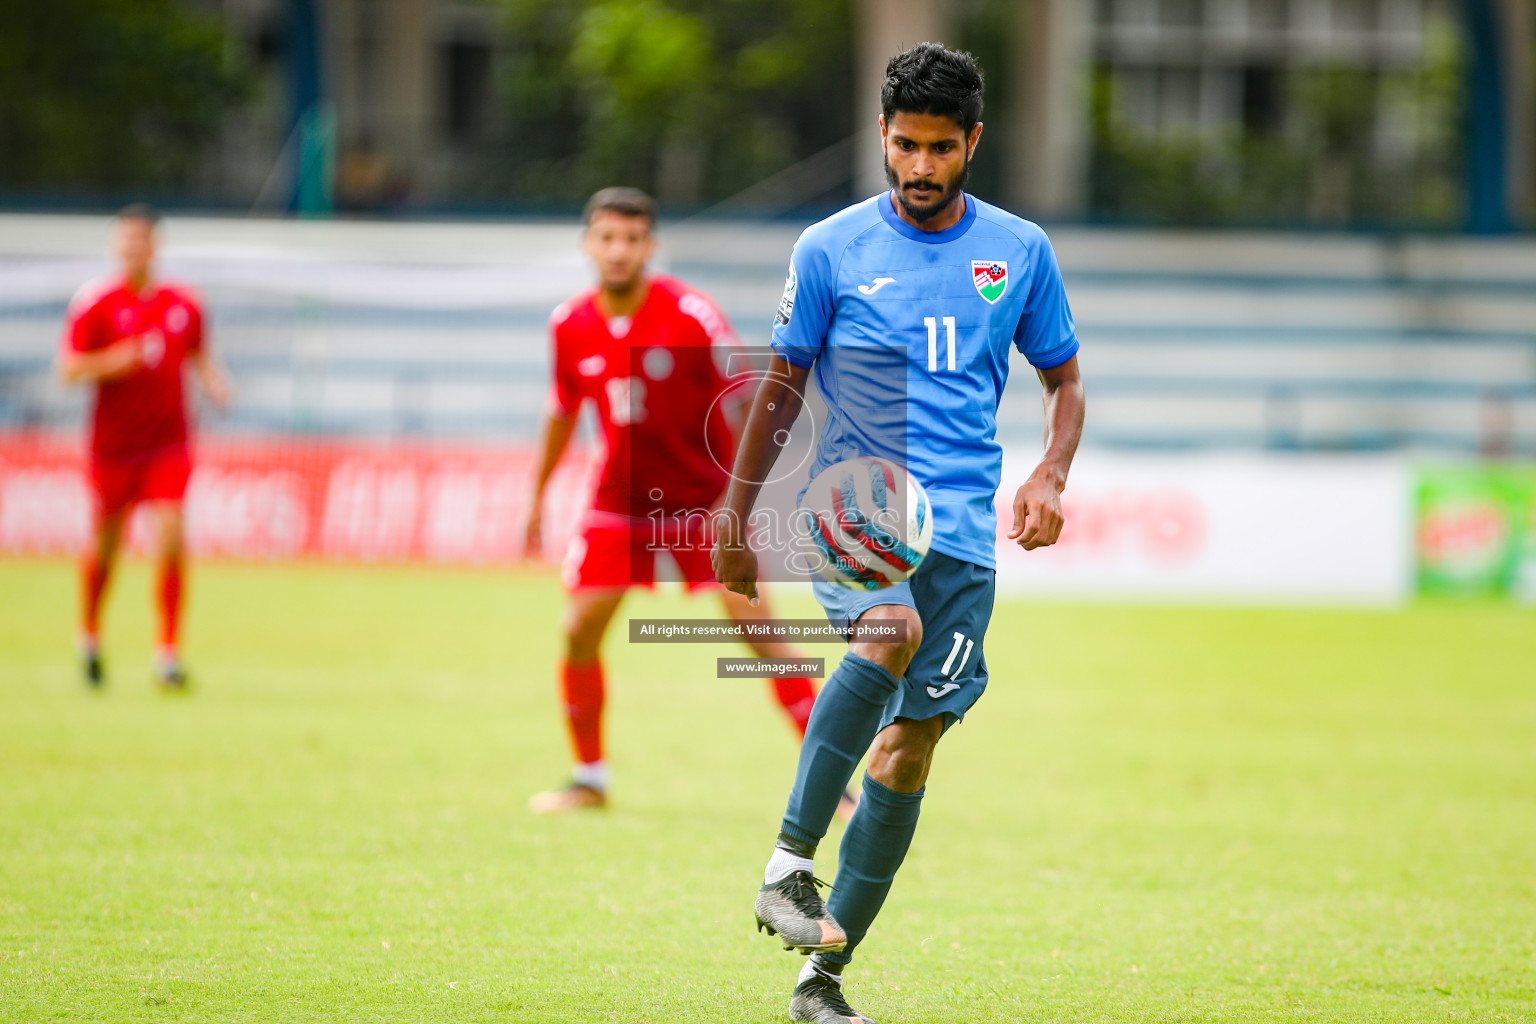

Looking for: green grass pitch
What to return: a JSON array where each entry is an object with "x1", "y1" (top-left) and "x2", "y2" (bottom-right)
[{"x1": 1, "y1": 557, "x2": 1533, "y2": 1022}]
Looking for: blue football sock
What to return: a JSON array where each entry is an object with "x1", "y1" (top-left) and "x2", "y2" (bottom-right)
[
  {"x1": 779, "y1": 653, "x2": 901, "y2": 848},
  {"x1": 820, "y1": 774, "x2": 924, "y2": 966}
]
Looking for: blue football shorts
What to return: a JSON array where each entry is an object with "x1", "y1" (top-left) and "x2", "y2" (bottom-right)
[{"x1": 812, "y1": 549, "x2": 996, "y2": 731}]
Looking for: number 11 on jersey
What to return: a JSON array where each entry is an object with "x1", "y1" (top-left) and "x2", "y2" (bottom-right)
[{"x1": 924, "y1": 316, "x2": 956, "y2": 372}]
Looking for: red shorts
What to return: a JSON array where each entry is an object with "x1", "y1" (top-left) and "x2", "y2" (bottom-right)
[
  {"x1": 562, "y1": 512, "x2": 719, "y2": 592},
  {"x1": 90, "y1": 446, "x2": 192, "y2": 519}
]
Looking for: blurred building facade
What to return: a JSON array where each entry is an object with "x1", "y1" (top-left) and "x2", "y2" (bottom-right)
[
  {"x1": 197, "y1": 0, "x2": 502, "y2": 211},
  {"x1": 152, "y1": 0, "x2": 1531, "y2": 229},
  {"x1": 2, "y1": 0, "x2": 1532, "y2": 230},
  {"x1": 861, "y1": 0, "x2": 1532, "y2": 229}
]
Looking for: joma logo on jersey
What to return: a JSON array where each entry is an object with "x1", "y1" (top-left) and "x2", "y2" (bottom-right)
[{"x1": 971, "y1": 260, "x2": 1008, "y2": 304}]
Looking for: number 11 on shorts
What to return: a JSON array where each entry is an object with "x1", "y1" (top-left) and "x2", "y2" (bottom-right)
[{"x1": 940, "y1": 630, "x2": 973, "y2": 678}]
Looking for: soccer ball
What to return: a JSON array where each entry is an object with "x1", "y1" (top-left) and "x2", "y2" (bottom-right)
[{"x1": 796, "y1": 456, "x2": 932, "y2": 589}]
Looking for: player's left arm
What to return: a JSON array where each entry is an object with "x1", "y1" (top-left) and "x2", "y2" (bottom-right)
[
  {"x1": 184, "y1": 301, "x2": 232, "y2": 408},
  {"x1": 191, "y1": 351, "x2": 234, "y2": 410},
  {"x1": 690, "y1": 290, "x2": 752, "y2": 430},
  {"x1": 1009, "y1": 354, "x2": 1084, "y2": 550}
]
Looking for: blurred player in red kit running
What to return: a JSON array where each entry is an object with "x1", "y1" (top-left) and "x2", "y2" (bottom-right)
[
  {"x1": 524, "y1": 188, "x2": 845, "y2": 814},
  {"x1": 58, "y1": 205, "x2": 232, "y2": 690}
]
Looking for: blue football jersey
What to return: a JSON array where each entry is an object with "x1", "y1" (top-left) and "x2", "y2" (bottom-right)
[{"x1": 770, "y1": 192, "x2": 1079, "y2": 569}]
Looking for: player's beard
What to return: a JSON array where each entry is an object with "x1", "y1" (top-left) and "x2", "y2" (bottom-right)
[
  {"x1": 601, "y1": 267, "x2": 645, "y2": 298},
  {"x1": 884, "y1": 154, "x2": 970, "y2": 224}
]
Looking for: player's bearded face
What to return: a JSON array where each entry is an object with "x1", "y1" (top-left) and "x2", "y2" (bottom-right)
[
  {"x1": 882, "y1": 112, "x2": 977, "y2": 224},
  {"x1": 584, "y1": 212, "x2": 654, "y2": 294}
]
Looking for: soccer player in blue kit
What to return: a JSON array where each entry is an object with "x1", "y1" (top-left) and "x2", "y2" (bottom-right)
[{"x1": 711, "y1": 43, "x2": 1086, "y2": 1023}]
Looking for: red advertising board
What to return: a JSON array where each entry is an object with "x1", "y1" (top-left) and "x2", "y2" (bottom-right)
[{"x1": 0, "y1": 432, "x2": 597, "y2": 564}]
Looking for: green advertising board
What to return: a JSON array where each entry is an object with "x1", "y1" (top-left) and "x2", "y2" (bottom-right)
[{"x1": 1414, "y1": 465, "x2": 1536, "y2": 600}]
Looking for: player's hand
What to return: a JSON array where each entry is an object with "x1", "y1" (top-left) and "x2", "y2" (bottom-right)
[
  {"x1": 711, "y1": 512, "x2": 759, "y2": 604},
  {"x1": 1009, "y1": 471, "x2": 1066, "y2": 550},
  {"x1": 202, "y1": 367, "x2": 234, "y2": 409},
  {"x1": 522, "y1": 504, "x2": 544, "y2": 561},
  {"x1": 98, "y1": 338, "x2": 144, "y2": 380}
]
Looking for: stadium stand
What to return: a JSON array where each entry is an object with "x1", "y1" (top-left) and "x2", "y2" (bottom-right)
[{"x1": 2, "y1": 215, "x2": 1533, "y2": 456}]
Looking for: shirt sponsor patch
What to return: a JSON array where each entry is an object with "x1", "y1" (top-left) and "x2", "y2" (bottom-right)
[{"x1": 774, "y1": 262, "x2": 798, "y2": 327}]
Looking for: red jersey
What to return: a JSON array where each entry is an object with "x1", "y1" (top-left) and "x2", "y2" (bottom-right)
[
  {"x1": 550, "y1": 276, "x2": 740, "y2": 518},
  {"x1": 62, "y1": 277, "x2": 204, "y2": 460}
]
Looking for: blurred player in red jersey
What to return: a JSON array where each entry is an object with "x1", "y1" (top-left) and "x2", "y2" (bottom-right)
[
  {"x1": 524, "y1": 188, "x2": 845, "y2": 814},
  {"x1": 58, "y1": 205, "x2": 232, "y2": 690}
]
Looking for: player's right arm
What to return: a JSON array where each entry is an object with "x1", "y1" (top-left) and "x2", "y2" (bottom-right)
[
  {"x1": 56, "y1": 310, "x2": 141, "y2": 386},
  {"x1": 58, "y1": 342, "x2": 143, "y2": 385},
  {"x1": 524, "y1": 309, "x2": 583, "y2": 560},
  {"x1": 523, "y1": 406, "x2": 577, "y2": 559},
  {"x1": 713, "y1": 356, "x2": 812, "y2": 602},
  {"x1": 57, "y1": 295, "x2": 141, "y2": 385},
  {"x1": 713, "y1": 235, "x2": 834, "y2": 601}
]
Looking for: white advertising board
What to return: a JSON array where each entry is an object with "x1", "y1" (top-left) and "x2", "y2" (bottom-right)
[{"x1": 992, "y1": 451, "x2": 1412, "y2": 604}]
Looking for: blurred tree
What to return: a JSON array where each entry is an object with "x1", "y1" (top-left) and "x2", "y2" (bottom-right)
[
  {"x1": 0, "y1": 0, "x2": 248, "y2": 195},
  {"x1": 569, "y1": 0, "x2": 714, "y2": 201},
  {"x1": 474, "y1": 0, "x2": 854, "y2": 210}
]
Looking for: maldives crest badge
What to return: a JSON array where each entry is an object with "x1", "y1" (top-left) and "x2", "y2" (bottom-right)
[{"x1": 971, "y1": 260, "x2": 1008, "y2": 304}]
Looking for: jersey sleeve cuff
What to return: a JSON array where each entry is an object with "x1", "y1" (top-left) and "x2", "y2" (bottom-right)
[
  {"x1": 1026, "y1": 336, "x2": 1079, "y2": 370},
  {"x1": 769, "y1": 337, "x2": 818, "y2": 369}
]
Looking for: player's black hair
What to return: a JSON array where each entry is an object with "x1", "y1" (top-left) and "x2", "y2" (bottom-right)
[
  {"x1": 582, "y1": 187, "x2": 656, "y2": 228},
  {"x1": 117, "y1": 202, "x2": 162, "y2": 226},
  {"x1": 880, "y1": 42, "x2": 985, "y2": 135}
]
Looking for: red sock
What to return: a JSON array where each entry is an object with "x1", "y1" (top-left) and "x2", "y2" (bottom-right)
[
  {"x1": 771, "y1": 676, "x2": 817, "y2": 737},
  {"x1": 156, "y1": 558, "x2": 184, "y2": 651},
  {"x1": 561, "y1": 659, "x2": 605, "y2": 765},
  {"x1": 80, "y1": 554, "x2": 109, "y2": 639}
]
